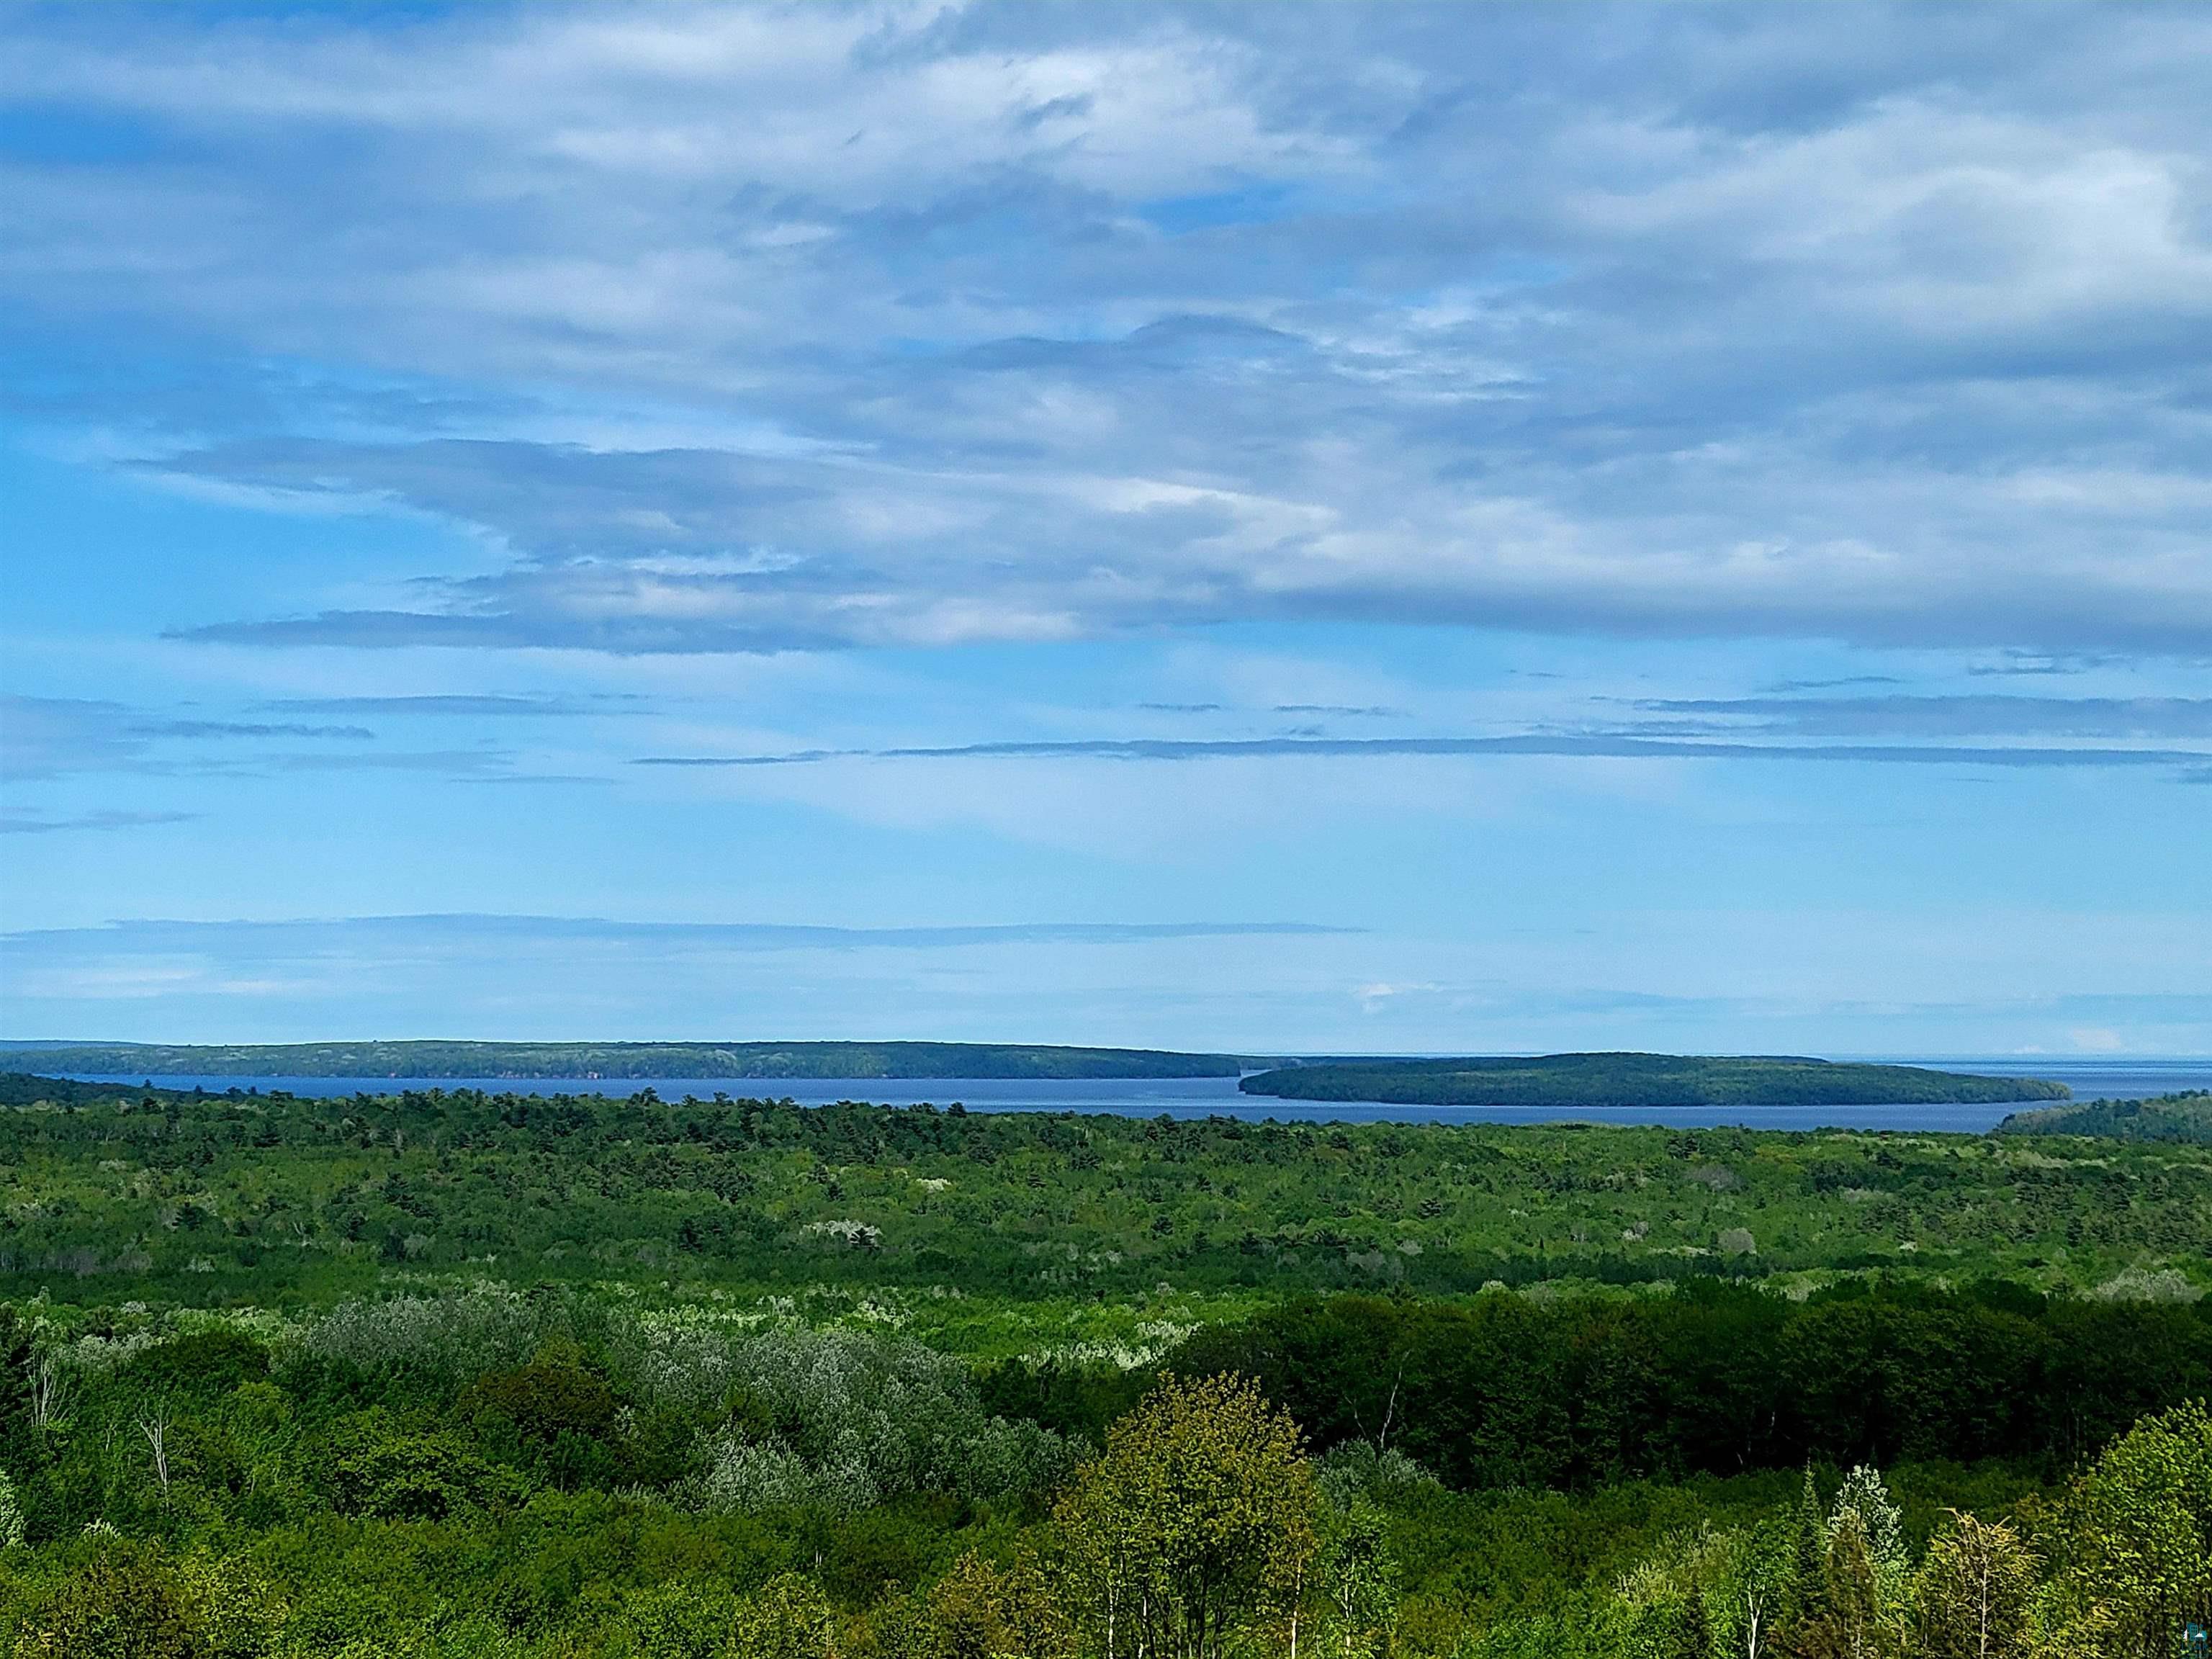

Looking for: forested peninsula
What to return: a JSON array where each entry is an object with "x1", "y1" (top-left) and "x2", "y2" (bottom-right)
[
  {"x1": 1997, "y1": 1088, "x2": 2212, "y2": 1143},
  {"x1": 1, "y1": 1038, "x2": 1255, "y2": 1080},
  {"x1": 1241, "y1": 1051, "x2": 2068, "y2": 1107}
]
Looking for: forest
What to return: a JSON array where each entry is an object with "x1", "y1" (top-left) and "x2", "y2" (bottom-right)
[
  {"x1": 1996, "y1": 1092, "x2": 2212, "y2": 1145},
  {"x1": 0, "y1": 1042, "x2": 1256, "y2": 1081},
  {"x1": 1, "y1": 1074, "x2": 2208, "y2": 1657},
  {"x1": 1238, "y1": 1056, "x2": 2069, "y2": 1108}
]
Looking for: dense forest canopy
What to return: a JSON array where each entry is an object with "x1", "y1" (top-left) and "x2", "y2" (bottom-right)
[
  {"x1": 1240, "y1": 1053, "x2": 2070, "y2": 1107},
  {"x1": 2, "y1": 1073, "x2": 2208, "y2": 1657},
  {"x1": 1, "y1": 1040, "x2": 1259, "y2": 1080},
  {"x1": 2, "y1": 1076, "x2": 2204, "y2": 1308}
]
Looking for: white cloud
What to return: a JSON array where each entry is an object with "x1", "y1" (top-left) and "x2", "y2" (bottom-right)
[{"x1": 4, "y1": 3, "x2": 2211, "y2": 655}]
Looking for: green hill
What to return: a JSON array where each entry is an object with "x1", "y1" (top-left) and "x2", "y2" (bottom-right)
[
  {"x1": 1995, "y1": 1089, "x2": 2212, "y2": 1143},
  {"x1": 1238, "y1": 1052, "x2": 2068, "y2": 1108},
  {"x1": 1, "y1": 1039, "x2": 1254, "y2": 1080}
]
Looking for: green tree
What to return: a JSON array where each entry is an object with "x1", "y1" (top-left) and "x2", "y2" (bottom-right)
[
  {"x1": 923, "y1": 1550, "x2": 1073, "y2": 1659},
  {"x1": 0, "y1": 1465, "x2": 25, "y2": 1547},
  {"x1": 1054, "y1": 1372, "x2": 1318, "y2": 1659},
  {"x1": 1710, "y1": 1521, "x2": 1795, "y2": 1659},
  {"x1": 1828, "y1": 1466, "x2": 1909, "y2": 1617},
  {"x1": 174, "y1": 1552, "x2": 287, "y2": 1659},
  {"x1": 730, "y1": 1573, "x2": 841, "y2": 1659},
  {"x1": 2049, "y1": 1401, "x2": 2212, "y2": 1658},
  {"x1": 1774, "y1": 1466, "x2": 1833, "y2": 1654},
  {"x1": 1796, "y1": 1511, "x2": 1896, "y2": 1659},
  {"x1": 17, "y1": 1537, "x2": 193, "y2": 1659},
  {"x1": 1316, "y1": 1501, "x2": 1398, "y2": 1659},
  {"x1": 1910, "y1": 1512, "x2": 2035, "y2": 1659},
  {"x1": 625, "y1": 1576, "x2": 742, "y2": 1659}
]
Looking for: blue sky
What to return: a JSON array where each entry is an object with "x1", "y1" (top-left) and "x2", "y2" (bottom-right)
[{"x1": 2, "y1": 1, "x2": 2208, "y2": 1055}]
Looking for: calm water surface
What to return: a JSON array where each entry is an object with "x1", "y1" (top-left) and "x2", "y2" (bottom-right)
[{"x1": 55, "y1": 1058, "x2": 2212, "y2": 1132}]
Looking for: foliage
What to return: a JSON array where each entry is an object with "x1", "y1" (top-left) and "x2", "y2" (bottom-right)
[
  {"x1": 1054, "y1": 1372, "x2": 1317, "y2": 1659},
  {"x1": 2041, "y1": 1401, "x2": 2212, "y2": 1656},
  {"x1": 4, "y1": 1081, "x2": 2206, "y2": 1313},
  {"x1": 729, "y1": 1574, "x2": 842, "y2": 1659},
  {"x1": 1995, "y1": 1093, "x2": 2212, "y2": 1146},
  {"x1": 681, "y1": 1325, "x2": 1073, "y2": 1514},
  {"x1": 1909, "y1": 1512, "x2": 2036, "y2": 1659},
  {"x1": 1240, "y1": 1056, "x2": 2067, "y2": 1109},
  {"x1": 917, "y1": 1550, "x2": 1073, "y2": 1659},
  {"x1": 1, "y1": 1085, "x2": 2211, "y2": 1659},
  {"x1": 1316, "y1": 1499, "x2": 1398, "y2": 1659},
  {"x1": 1169, "y1": 1290, "x2": 2212, "y2": 1487},
  {"x1": 3, "y1": 1037, "x2": 1251, "y2": 1079}
]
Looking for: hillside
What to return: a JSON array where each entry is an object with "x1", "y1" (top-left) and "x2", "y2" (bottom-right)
[
  {"x1": 0, "y1": 1038, "x2": 1254, "y2": 1080},
  {"x1": 1995, "y1": 1089, "x2": 2212, "y2": 1143},
  {"x1": 1239, "y1": 1051, "x2": 2068, "y2": 1107}
]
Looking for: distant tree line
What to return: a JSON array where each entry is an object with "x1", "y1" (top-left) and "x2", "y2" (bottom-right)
[
  {"x1": 3, "y1": 1079, "x2": 2206, "y2": 1302},
  {"x1": 1997, "y1": 1091, "x2": 2212, "y2": 1145},
  {"x1": 1241, "y1": 1053, "x2": 2069, "y2": 1108}
]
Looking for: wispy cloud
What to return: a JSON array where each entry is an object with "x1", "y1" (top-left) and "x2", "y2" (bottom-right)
[
  {"x1": 259, "y1": 695, "x2": 617, "y2": 718},
  {"x1": 8, "y1": 914, "x2": 1354, "y2": 953},
  {"x1": 636, "y1": 732, "x2": 2212, "y2": 774},
  {"x1": 0, "y1": 695, "x2": 509, "y2": 779},
  {"x1": 1634, "y1": 696, "x2": 2212, "y2": 741},
  {"x1": 145, "y1": 719, "x2": 372, "y2": 740},
  {"x1": 0, "y1": 810, "x2": 199, "y2": 836}
]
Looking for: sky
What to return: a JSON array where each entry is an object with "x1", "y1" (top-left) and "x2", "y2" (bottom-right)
[{"x1": 2, "y1": 1, "x2": 2208, "y2": 1056}]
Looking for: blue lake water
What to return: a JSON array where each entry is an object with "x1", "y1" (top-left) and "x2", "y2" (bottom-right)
[{"x1": 53, "y1": 1058, "x2": 2212, "y2": 1133}]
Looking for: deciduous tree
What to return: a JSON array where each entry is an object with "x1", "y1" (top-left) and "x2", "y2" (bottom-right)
[
  {"x1": 1910, "y1": 1512, "x2": 2035, "y2": 1659},
  {"x1": 1055, "y1": 1372, "x2": 1318, "y2": 1659}
]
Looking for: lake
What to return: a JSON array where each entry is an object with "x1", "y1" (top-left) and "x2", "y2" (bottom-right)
[{"x1": 53, "y1": 1056, "x2": 2212, "y2": 1132}]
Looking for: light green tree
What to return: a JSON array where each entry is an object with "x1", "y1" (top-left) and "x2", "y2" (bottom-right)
[
  {"x1": 174, "y1": 1552, "x2": 287, "y2": 1659},
  {"x1": 1708, "y1": 1521, "x2": 1795, "y2": 1659},
  {"x1": 1614, "y1": 1524, "x2": 1741, "y2": 1659},
  {"x1": 1316, "y1": 1500, "x2": 1398, "y2": 1659},
  {"x1": 17, "y1": 1536, "x2": 193, "y2": 1659},
  {"x1": 1829, "y1": 1466, "x2": 1910, "y2": 1616},
  {"x1": 730, "y1": 1573, "x2": 842, "y2": 1659},
  {"x1": 2046, "y1": 1401, "x2": 2212, "y2": 1659},
  {"x1": 1054, "y1": 1372, "x2": 1318, "y2": 1659},
  {"x1": 1909, "y1": 1511, "x2": 2036, "y2": 1659},
  {"x1": 624, "y1": 1576, "x2": 742, "y2": 1659},
  {"x1": 923, "y1": 1549, "x2": 1073, "y2": 1659}
]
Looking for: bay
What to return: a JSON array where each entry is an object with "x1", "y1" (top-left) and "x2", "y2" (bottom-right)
[{"x1": 52, "y1": 1056, "x2": 2211, "y2": 1131}]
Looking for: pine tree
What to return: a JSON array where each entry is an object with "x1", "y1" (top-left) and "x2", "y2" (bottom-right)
[
  {"x1": 1786, "y1": 1465, "x2": 1830, "y2": 1642},
  {"x1": 0, "y1": 1468, "x2": 23, "y2": 1549}
]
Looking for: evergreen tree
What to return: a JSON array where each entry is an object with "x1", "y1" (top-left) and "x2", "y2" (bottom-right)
[
  {"x1": 1799, "y1": 1511, "x2": 1894, "y2": 1659},
  {"x1": 1784, "y1": 1465, "x2": 1831, "y2": 1647}
]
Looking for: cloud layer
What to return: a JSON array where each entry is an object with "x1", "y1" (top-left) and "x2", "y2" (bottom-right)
[{"x1": 7, "y1": 2, "x2": 2210, "y2": 655}]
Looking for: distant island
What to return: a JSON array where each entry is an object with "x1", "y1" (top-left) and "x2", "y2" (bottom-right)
[
  {"x1": 2, "y1": 1039, "x2": 1257, "y2": 1081},
  {"x1": 1238, "y1": 1052, "x2": 2069, "y2": 1107},
  {"x1": 1995, "y1": 1089, "x2": 2212, "y2": 1143}
]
